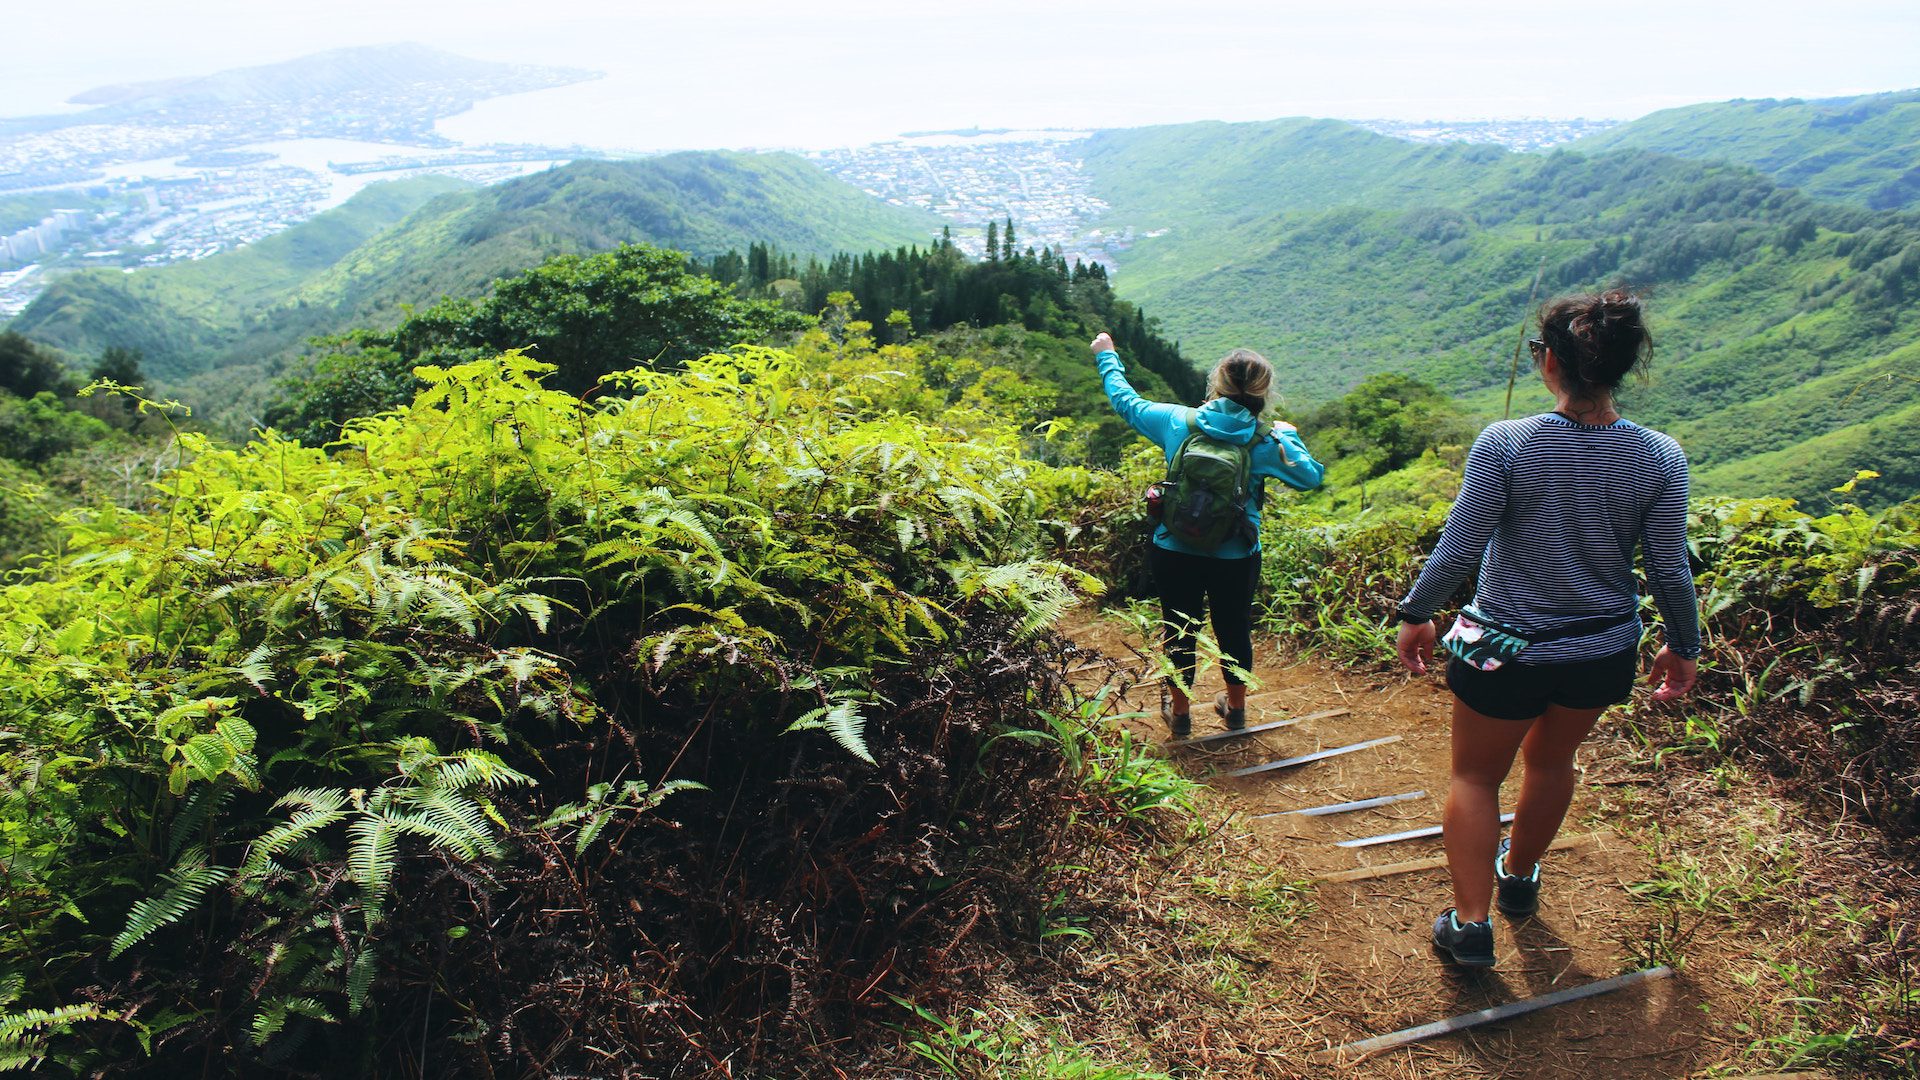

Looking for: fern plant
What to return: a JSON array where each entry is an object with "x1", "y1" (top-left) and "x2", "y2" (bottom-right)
[{"x1": 1, "y1": 332, "x2": 1113, "y2": 1072}]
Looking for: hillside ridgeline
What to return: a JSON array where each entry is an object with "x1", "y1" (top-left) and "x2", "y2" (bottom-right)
[
  {"x1": 8, "y1": 153, "x2": 939, "y2": 396},
  {"x1": 1573, "y1": 87, "x2": 1920, "y2": 210},
  {"x1": 1079, "y1": 119, "x2": 1920, "y2": 507}
]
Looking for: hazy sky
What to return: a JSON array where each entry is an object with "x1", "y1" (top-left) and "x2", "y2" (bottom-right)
[{"x1": 7, "y1": 0, "x2": 1919, "y2": 146}]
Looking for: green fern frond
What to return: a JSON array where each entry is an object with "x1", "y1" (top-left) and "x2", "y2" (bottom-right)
[
  {"x1": 110, "y1": 849, "x2": 232, "y2": 958},
  {"x1": 787, "y1": 699, "x2": 875, "y2": 765},
  {"x1": 241, "y1": 790, "x2": 351, "y2": 876},
  {"x1": 541, "y1": 778, "x2": 705, "y2": 855},
  {"x1": 500, "y1": 591, "x2": 555, "y2": 632},
  {"x1": 249, "y1": 996, "x2": 334, "y2": 1047},
  {"x1": 403, "y1": 747, "x2": 533, "y2": 793},
  {"x1": 345, "y1": 816, "x2": 397, "y2": 924},
  {"x1": 408, "y1": 788, "x2": 499, "y2": 858},
  {"x1": 951, "y1": 558, "x2": 1095, "y2": 637},
  {"x1": 574, "y1": 812, "x2": 611, "y2": 856},
  {"x1": 234, "y1": 643, "x2": 277, "y2": 692},
  {"x1": 168, "y1": 785, "x2": 235, "y2": 859},
  {"x1": 0, "y1": 999, "x2": 106, "y2": 1037},
  {"x1": 214, "y1": 717, "x2": 257, "y2": 754},
  {"x1": 176, "y1": 733, "x2": 234, "y2": 785},
  {"x1": 346, "y1": 947, "x2": 377, "y2": 1016}
]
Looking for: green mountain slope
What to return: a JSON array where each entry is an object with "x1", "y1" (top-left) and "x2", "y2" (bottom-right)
[
  {"x1": 1571, "y1": 89, "x2": 1920, "y2": 210},
  {"x1": 10, "y1": 153, "x2": 939, "y2": 383},
  {"x1": 1082, "y1": 118, "x2": 1528, "y2": 300},
  {"x1": 8, "y1": 176, "x2": 471, "y2": 373},
  {"x1": 1084, "y1": 119, "x2": 1920, "y2": 506}
]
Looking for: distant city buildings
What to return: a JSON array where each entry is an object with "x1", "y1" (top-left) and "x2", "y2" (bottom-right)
[
  {"x1": 810, "y1": 133, "x2": 1115, "y2": 269},
  {"x1": 0, "y1": 209, "x2": 90, "y2": 267},
  {"x1": 807, "y1": 119, "x2": 1618, "y2": 276},
  {"x1": 1348, "y1": 117, "x2": 1619, "y2": 152}
]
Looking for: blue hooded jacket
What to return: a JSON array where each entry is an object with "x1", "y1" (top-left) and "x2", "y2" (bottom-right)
[{"x1": 1099, "y1": 349, "x2": 1326, "y2": 559}]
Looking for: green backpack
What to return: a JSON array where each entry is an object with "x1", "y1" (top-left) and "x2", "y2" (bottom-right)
[{"x1": 1151, "y1": 413, "x2": 1271, "y2": 551}]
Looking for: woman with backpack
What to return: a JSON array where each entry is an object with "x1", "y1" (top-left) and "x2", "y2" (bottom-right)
[
  {"x1": 1093, "y1": 332, "x2": 1326, "y2": 739},
  {"x1": 1393, "y1": 290, "x2": 1700, "y2": 967}
]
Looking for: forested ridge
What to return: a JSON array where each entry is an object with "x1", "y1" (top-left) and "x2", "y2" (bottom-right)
[
  {"x1": 1573, "y1": 87, "x2": 1920, "y2": 210},
  {"x1": 6, "y1": 153, "x2": 938, "y2": 431}
]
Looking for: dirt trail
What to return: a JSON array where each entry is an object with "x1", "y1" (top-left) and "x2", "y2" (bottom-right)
[{"x1": 1061, "y1": 611, "x2": 1780, "y2": 1079}]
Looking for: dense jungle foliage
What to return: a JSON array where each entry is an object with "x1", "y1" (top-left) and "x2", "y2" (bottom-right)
[
  {"x1": 0, "y1": 333, "x2": 171, "y2": 568},
  {"x1": 0, "y1": 310, "x2": 1214, "y2": 1075}
]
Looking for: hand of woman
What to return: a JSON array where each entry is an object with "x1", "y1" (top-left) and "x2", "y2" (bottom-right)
[
  {"x1": 1090, "y1": 332, "x2": 1115, "y2": 355},
  {"x1": 1396, "y1": 619, "x2": 1436, "y2": 674},
  {"x1": 1648, "y1": 647, "x2": 1697, "y2": 701}
]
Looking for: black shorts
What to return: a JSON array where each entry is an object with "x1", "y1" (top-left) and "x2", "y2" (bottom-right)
[{"x1": 1446, "y1": 649, "x2": 1638, "y2": 721}]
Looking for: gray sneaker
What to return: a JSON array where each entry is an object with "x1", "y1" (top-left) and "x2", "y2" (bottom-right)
[
  {"x1": 1431, "y1": 909, "x2": 1495, "y2": 967},
  {"x1": 1213, "y1": 691, "x2": 1246, "y2": 731},
  {"x1": 1162, "y1": 701, "x2": 1191, "y2": 740},
  {"x1": 1495, "y1": 838, "x2": 1541, "y2": 918}
]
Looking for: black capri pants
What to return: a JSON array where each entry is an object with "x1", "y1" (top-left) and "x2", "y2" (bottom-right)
[{"x1": 1147, "y1": 545, "x2": 1261, "y2": 689}]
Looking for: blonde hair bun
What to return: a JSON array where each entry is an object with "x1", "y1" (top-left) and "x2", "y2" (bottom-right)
[{"x1": 1208, "y1": 348, "x2": 1273, "y2": 414}]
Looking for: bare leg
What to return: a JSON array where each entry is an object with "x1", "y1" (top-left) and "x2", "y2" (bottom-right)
[
  {"x1": 1506, "y1": 703, "x2": 1607, "y2": 871},
  {"x1": 1226, "y1": 684, "x2": 1247, "y2": 710},
  {"x1": 1167, "y1": 683, "x2": 1190, "y2": 716},
  {"x1": 1445, "y1": 698, "x2": 1533, "y2": 923}
]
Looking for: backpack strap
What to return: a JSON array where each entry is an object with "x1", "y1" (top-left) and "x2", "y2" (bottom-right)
[{"x1": 1166, "y1": 411, "x2": 1205, "y2": 482}]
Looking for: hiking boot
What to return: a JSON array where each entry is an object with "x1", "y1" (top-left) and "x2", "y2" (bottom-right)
[
  {"x1": 1213, "y1": 691, "x2": 1247, "y2": 731},
  {"x1": 1495, "y1": 837, "x2": 1541, "y2": 918},
  {"x1": 1431, "y1": 909, "x2": 1496, "y2": 967},
  {"x1": 1162, "y1": 701, "x2": 1191, "y2": 740}
]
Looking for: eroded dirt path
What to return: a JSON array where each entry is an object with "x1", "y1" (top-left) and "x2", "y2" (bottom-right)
[{"x1": 1058, "y1": 611, "x2": 1794, "y2": 1079}]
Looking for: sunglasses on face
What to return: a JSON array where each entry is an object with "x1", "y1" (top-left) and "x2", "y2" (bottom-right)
[{"x1": 1527, "y1": 338, "x2": 1546, "y2": 363}]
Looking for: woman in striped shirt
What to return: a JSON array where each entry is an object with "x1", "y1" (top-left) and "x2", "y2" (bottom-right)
[{"x1": 1395, "y1": 290, "x2": 1700, "y2": 967}]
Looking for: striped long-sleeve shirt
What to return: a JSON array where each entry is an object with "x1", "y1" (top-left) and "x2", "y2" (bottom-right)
[{"x1": 1398, "y1": 413, "x2": 1701, "y2": 663}]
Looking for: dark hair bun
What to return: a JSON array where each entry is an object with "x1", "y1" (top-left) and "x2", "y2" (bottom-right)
[{"x1": 1539, "y1": 289, "x2": 1653, "y2": 397}]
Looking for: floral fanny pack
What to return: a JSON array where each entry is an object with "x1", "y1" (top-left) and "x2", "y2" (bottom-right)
[{"x1": 1442, "y1": 604, "x2": 1640, "y2": 672}]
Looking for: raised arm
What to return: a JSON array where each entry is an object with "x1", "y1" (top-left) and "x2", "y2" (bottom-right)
[
  {"x1": 1259, "y1": 421, "x2": 1326, "y2": 491},
  {"x1": 1092, "y1": 333, "x2": 1184, "y2": 443}
]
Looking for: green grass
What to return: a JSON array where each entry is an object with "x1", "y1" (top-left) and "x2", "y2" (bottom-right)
[{"x1": 896, "y1": 1000, "x2": 1173, "y2": 1079}]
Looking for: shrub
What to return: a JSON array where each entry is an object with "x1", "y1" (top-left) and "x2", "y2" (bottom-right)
[{"x1": 0, "y1": 339, "x2": 1166, "y2": 1076}]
